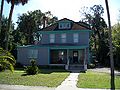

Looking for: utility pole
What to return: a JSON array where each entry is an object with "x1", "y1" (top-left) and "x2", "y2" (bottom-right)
[{"x1": 105, "y1": 0, "x2": 115, "y2": 89}]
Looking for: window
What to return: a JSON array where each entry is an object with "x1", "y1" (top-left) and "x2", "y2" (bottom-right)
[
  {"x1": 50, "y1": 34, "x2": 55, "y2": 43},
  {"x1": 28, "y1": 49, "x2": 38, "y2": 58},
  {"x1": 61, "y1": 33, "x2": 66, "y2": 43},
  {"x1": 59, "y1": 23, "x2": 71, "y2": 29},
  {"x1": 67, "y1": 23, "x2": 70, "y2": 28},
  {"x1": 73, "y1": 33, "x2": 79, "y2": 43}
]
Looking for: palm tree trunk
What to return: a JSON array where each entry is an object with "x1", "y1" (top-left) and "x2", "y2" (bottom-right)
[
  {"x1": 5, "y1": 0, "x2": 15, "y2": 50},
  {"x1": 0, "y1": 0, "x2": 4, "y2": 34},
  {"x1": 105, "y1": 0, "x2": 115, "y2": 89}
]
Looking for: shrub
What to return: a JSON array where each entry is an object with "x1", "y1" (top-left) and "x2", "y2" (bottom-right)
[
  {"x1": 25, "y1": 60, "x2": 39, "y2": 75},
  {"x1": 87, "y1": 63, "x2": 95, "y2": 69},
  {"x1": 0, "y1": 65, "x2": 5, "y2": 71}
]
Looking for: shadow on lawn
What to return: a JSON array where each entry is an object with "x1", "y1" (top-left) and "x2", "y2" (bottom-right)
[
  {"x1": 16, "y1": 66, "x2": 86, "y2": 76},
  {"x1": 20, "y1": 68, "x2": 69, "y2": 76},
  {"x1": 39, "y1": 69, "x2": 68, "y2": 74}
]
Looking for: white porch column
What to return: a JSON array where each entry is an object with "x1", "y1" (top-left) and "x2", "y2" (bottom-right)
[{"x1": 65, "y1": 49, "x2": 69, "y2": 70}]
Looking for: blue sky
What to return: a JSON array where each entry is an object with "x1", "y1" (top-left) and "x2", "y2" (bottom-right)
[{"x1": 1, "y1": 0, "x2": 120, "y2": 27}]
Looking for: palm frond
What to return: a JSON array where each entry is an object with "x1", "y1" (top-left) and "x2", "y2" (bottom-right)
[{"x1": 0, "y1": 48, "x2": 16, "y2": 72}]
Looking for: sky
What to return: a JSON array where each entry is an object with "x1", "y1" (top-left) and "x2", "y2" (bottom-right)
[{"x1": 1, "y1": 0, "x2": 120, "y2": 27}]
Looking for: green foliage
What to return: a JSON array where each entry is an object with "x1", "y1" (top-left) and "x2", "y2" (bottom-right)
[
  {"x1": 0, "y1": 48, "x2": 16, "y2": 72},
  {"x1": 87, "y1": 63, "x2": 95, "y2": 69},
  {"x1": 25, "y1": 60, "x2": 38, "y2": 75},
  {"x1": 5, "y1": 0, "x2": 29, "y2": 50},
  {"x1": 112, "y1": 23, "x2": 120, "y2": 67},
  {"x1": 112, "y1": 23, "x2": 120, "y2": 48},
  {"x1": 16, "y1": 10, "x2": 58, "y2": 44},
  {"x1": 6, "y1": 0, "x2": 28, "y2": 5},
  {"x1": 0, "y1": 16, "x2": 14, "y2": 49},
  {"x1": 80, "y1": 5, "x2": 109, "y2": 65}
]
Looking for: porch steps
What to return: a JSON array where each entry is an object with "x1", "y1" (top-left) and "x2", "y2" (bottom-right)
[{"x1": 68, "y1": 65, "x2": 85, "y2": 71}]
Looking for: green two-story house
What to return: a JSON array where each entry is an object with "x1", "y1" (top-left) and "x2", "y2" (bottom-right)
[{"x1": 17, "y1": 18, "x2": 91, "y2": 71}]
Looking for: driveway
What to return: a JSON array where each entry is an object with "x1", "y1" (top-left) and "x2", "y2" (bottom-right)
[{"x1": 89, "y1": 67, "x2": 120, "y2": 76}]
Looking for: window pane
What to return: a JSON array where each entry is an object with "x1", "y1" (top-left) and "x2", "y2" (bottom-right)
[
  {"x1": 62, "y1": 38, "x2": 66, "y2": 43},
  {"x1": 74, "y1": 33, "x2": 78, "y2": 38},
  {"x1": 50, "y1": 38, "x2": 55, "y2": 43},
  {"x1": 50, "y1": 34, "x2": 55, "y2": 38},
  {"x1": 73, "y1": 33, "x2": 79, "y2": 43},
  {"x1": 61, "y1": 33, "x2": 66, "y2": 38},
  {"x1": 28, "y1": 49, "x2": 38, "y2": 58},
  {"x1": 74, "y1": 39, "x2": 78, "y2": 43},
  {"x1": 50, "y1": 34, "x2": 55, "y2": 43},
  {"x1": 61, "y1": 33, "x2": 66, "y2": 43}
]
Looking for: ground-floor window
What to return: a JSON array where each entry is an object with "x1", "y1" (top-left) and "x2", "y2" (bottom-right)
[{"x1": 28, "y1": 49, "x2": 38, "y2": 59}]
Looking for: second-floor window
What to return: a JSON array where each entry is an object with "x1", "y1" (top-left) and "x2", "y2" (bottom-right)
[
  {"x1": 73, "y1": 33, "x2": 79, "y2": 43},
  {"x1": 50, "y1": 34, "x2": 55, "y2": 43},
  {"x1": 61, "y1": 33, "x2": 66, "y2": 43}
]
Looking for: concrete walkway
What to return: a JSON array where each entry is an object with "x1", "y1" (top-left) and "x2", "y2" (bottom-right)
[{"x1": 56, "y1": 71, "x2": 79, "y2": 90}]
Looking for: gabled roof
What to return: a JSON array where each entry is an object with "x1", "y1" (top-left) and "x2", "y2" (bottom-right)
[{"x1": 40, "y1": 18, "x2": 91, "y2": 31}]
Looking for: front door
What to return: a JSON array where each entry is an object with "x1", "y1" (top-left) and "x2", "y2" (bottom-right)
[{"x1": 73, "y1": 51, "x2": 78, "y2": 63}]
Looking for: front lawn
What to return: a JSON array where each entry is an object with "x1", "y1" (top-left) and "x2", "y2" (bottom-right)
[
  {"x1": 0, "y1": 69, "x2": 69, "y2": 87},
  {"x1": 77, "y1": 71, "x2": 120, "y2": 89}
]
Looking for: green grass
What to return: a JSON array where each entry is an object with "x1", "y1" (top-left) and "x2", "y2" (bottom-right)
[
  {"x1": 77, "y1": 71, "x2": 120, "y2": 89},
  {"x1": 0, "y1": 69, "x2": 69, "y2": 87}
]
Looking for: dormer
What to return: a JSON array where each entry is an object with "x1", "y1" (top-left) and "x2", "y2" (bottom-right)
[{"x1": 58, "y1": 19, "x2": 71, "y2": 29}]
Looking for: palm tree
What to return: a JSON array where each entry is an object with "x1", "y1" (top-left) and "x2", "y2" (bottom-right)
[
  {"x1": 105, "y1": 0, "x2": 115, "y2": 89},
  {"x1": 0, "y1": 0, "x2": 4, "y2": 34},
  {"x1": 5, "y1": 0, "x2": 28, "y2": 50},
  {"x1": 0, "y1": 48, "x2": 16, "y2": 72}
]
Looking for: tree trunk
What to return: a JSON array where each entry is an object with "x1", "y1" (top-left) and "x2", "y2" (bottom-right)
[
  {"x1": 105, "y1": 0, "x2": 115, "y2": 89},
  {"x1": 0, "y1": 0, "x2": 4, "y2": 34},
  {"x1": 5, "y1": 0, "x2": 15, "y2": 50}
]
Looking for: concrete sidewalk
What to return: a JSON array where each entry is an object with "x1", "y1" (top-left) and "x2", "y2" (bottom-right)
[
  {"x1": 0, "y1": 84, "x2": 55, "y2": 90},
  {"x1": 0, "y1": 84, "x2": 108, "y2": 90}
]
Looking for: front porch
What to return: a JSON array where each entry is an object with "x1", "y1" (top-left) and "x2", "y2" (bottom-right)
[{"x1": 49, "y1": 48, "x2": 88, "y2": 71}]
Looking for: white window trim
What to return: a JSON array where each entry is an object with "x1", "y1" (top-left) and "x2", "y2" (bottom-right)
[
  {"x1": 73, "y1": 33, "x2": 79, "y2": 43},
  {"x1": 61, "y1": 33, "x2": 66, "y2": 43},
  {"x1": 50, "y1": 34, "x2": 55, "y2": 43}
]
